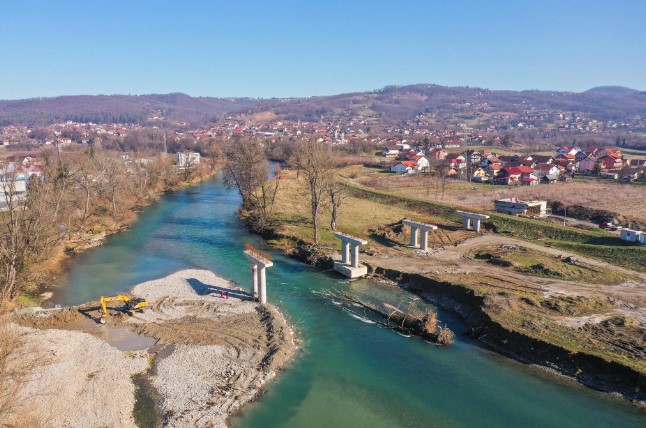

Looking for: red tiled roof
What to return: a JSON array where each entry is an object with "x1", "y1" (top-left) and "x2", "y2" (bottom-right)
[
  {"x1": 516, "y1": 166, "x2": 534, "y2": 173},
  {"x1": 503, "y1": 167, "x2": 523, "y2": 175}
]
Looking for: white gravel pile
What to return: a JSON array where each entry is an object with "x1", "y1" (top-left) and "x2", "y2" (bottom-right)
[
  {"x1": 153, "y1": 343, "x2": 265, "y2": 428},
  {"x1": 15, "y1": 326, "x2": 149, "y2": 427},
  {"x1": 131, "y1": 269, "x2": 257, "y2": 323}
]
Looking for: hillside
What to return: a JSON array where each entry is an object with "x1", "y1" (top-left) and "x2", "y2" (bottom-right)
[
  {"x1": 0, "y1": 93, "x2": 273, "y2": 126},
  {"x1": 1, "y1": 84, "x2": 644, "y2": 126}
]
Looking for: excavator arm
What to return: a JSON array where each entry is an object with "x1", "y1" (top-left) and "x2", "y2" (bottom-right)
[{"x1": 99, "y1": 295, "x2": 149, "y2": 324}]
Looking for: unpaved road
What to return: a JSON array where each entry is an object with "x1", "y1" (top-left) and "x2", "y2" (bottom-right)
[{"x1": 364, "y1": 233, "x2": 646, "y2": 322}]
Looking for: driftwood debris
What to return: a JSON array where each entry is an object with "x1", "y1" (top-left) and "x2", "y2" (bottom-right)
[{"x1": 322, "y1": 290, "x2": 455, "y2": 345}]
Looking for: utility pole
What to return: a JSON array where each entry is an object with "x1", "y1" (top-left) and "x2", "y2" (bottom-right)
[{"x1": 563, "y1": 207, "x2": 567, "y2": 226}]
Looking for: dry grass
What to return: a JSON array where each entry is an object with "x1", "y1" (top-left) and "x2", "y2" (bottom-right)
[
  {"x1": 470, "y1": 245, "x2": 635, "y2": 285},
  {"x1": 0, "y1": 318, "x2": 43, "y2": 427},
  {"x1": 421, "y1": 312, "x2": 438, "y2": 335},
  {"x1": 272, "y1": 169, "x2": 417, "y2": 248},
  {"x1": 437, "y1": 327, "x2": 455, "y2": 345}
]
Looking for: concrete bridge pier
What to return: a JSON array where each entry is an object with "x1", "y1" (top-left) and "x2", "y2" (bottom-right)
[
  {"x1": 409, "y1": 227, "x2": 419, "y2": 247},
  {"x1": 252, "y1": 265, "x2": 258, "y2": 300},
  {"x1": 244, "y1": 249, "x2": 274, "y2": 304},
  {"x1": 402, "y1": 219, "x2": 438, "y2": 251},
  {"x1": 456, "y1": 210, "x2": 490, "y2": 233},
  {"x1": 333, "y1": 232, "x2": 368, "y2": 278}
]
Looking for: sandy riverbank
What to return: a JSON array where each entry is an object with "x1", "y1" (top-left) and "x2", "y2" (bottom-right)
[{"x1": 7, "y1": 269, "x2": 298, "y2": 427}]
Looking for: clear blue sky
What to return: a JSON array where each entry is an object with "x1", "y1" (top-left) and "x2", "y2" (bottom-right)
[{"x1": 1, "y1": 0, "x2": 644, "y2": 99}]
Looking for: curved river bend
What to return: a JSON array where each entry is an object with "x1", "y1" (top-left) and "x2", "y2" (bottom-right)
[{"x1": 53, "y1": 175, "x2": 646, "y2": 427}]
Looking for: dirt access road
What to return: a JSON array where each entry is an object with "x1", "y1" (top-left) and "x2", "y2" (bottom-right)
[{"x1": 363, "y1": 233, "x2": 646, "y2": 322}]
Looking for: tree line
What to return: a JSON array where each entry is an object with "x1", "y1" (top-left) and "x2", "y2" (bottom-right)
[
  {"x1": 223, "y1": 138, "x2": 348, "y2": 244},
  {"x1": 0, "y1": 148, "x2": 206, "y2": 307}
]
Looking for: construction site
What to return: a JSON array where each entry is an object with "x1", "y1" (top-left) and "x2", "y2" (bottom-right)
[
  {"x1": 5, "y1": 269, "x2": 297, "y2": 427},
  {"x1": 494, "y1": 198, "x2": 549, "y2": 217}
]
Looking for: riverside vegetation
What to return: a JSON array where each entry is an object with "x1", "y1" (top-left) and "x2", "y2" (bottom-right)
[{"x1": 0, "y1": 147, "x2": 213, "y2": 309}]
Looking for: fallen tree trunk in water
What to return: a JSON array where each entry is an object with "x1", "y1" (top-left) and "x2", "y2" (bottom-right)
[{"x1": 322, "y1": 290, "x2": 455, "y2": 345}]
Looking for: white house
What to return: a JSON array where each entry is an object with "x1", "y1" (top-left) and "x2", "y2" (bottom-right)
[
  {"x1": 533, "y1": 164, "x2": 560, "y2": 178},
  {"x1": 413, "y1": 156, "x2": 430, "y2": 171},
  {"x1": 390, "y1": 161, "x2": 415, "y2": 174},
  {"x1": 620, "y1": 229, "x2": 642, "y2": 243},
  {"x1": 556, "y1": 146, "x2": 580, "y2": 157}
]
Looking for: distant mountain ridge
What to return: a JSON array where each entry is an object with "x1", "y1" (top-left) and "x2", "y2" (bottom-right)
[{"x1": 0, "y1": 84, "x2": 644, "y2": 126}]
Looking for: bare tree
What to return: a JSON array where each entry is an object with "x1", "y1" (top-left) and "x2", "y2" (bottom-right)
[
  {"x1": 70, "y1": 152, "x2": 99, "y2": 221},
  {"x1": 95, "y1": 153, "x2": 129, "y2": 219},
  {"x1": 178, "y1": 152, "x2": 200, "y2": 183},
  {"x1": 256, "y1": 166, "x2": 282, "y2": 225},
  {"x1": 222, "y1": 140, "x2": 280, "y2": 228},
  {"x1": 0, "y1": 171, "x2": 63, "y2": 304},
  {"x1": 294, "y1": 139, "x2": 332, "y2": 243},
  {"x1": 223, "y1": 140, "x2": 270, "y2": 209},
  {"x1": 326, "y1": 180, "x2": 347, "y2": 231}
]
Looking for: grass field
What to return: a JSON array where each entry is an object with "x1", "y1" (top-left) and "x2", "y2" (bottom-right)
[{"x1": 338, "y1": 167, "x2": 646, "y2": 272}]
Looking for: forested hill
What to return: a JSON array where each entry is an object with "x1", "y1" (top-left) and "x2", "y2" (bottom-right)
[
  {"x1": 0, "y1": 93, "x2": 273, "y2": 126},
  {"x1": 1, "y1": 84, "x2": 644, "y2": 126}
]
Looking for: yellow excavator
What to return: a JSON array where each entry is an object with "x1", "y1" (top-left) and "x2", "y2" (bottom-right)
[{"x1": 99, "y1": 295, "x2": 149, "y2": 324}]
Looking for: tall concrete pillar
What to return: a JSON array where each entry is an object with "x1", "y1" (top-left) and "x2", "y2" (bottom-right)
[
  {"x1": 259, "y1": 267, "x2": 267, "y2": 304},
  {"x1": 244, "y1": 248, "x2": 273, "y2": 305},
  {"x1": 351, "y1": 244, "x2": 360, "y2": 268},
  {"x1": 252, "y1": 265, "x2": 258, "y2": 299},
  {"x1": 420, "y1": 230, "x2": 429, "y2": 251},
  {"x1": 403, "y1": 219, "x2": 437, "y2": 252},
  {"x1": 474, "y1": 219, "x2": 481, "y2": 233},
  {"x1": 342, "y1": 241, "x2": 350, "y2": 264},
  {"x1": 464, "y1": 217, "x2": 471, "y2": 230},
  {"x1": 410, "y1": 227, "x2": 419, "y2": 247}
]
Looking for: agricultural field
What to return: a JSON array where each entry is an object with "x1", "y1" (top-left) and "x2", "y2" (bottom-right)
[{"x1": 351, "y1": 166, "x2": 646, "y2": 224}]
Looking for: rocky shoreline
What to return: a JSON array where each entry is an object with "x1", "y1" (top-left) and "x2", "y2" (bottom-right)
[{"x1": 8, "y1": 269, "x2": 298, "y2": 427}]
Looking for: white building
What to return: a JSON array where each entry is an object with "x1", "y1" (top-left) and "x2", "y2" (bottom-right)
[
  {"x1": 390, "y1": 161, "x2": 415, "y2": 174},
  {"x1": 620, "y1": 229, "x2": 642, "y2": 243},
  {"x1": 177, "y1": 152, "x2": 200, "y2": 167}
]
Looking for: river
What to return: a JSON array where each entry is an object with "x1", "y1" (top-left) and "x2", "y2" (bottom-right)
[{"x1": 52, "y1": 174, "x2": 646, "y2": 427}]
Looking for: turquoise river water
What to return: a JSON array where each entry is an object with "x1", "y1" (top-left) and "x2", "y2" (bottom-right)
[{"x1": 52, "y1": 174, "x2": 646, "y2": 427}]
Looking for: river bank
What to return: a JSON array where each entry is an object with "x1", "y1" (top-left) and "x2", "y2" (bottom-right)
[
  {"x1": 13, "y1": 169, "x2": 219, "y2": 310},
  {"x1": 7, "y1": 269, "x2": 298, "y2": 427},
  {"x1": 242, "y1": 169, "x2": 646, "y2": 406}
]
